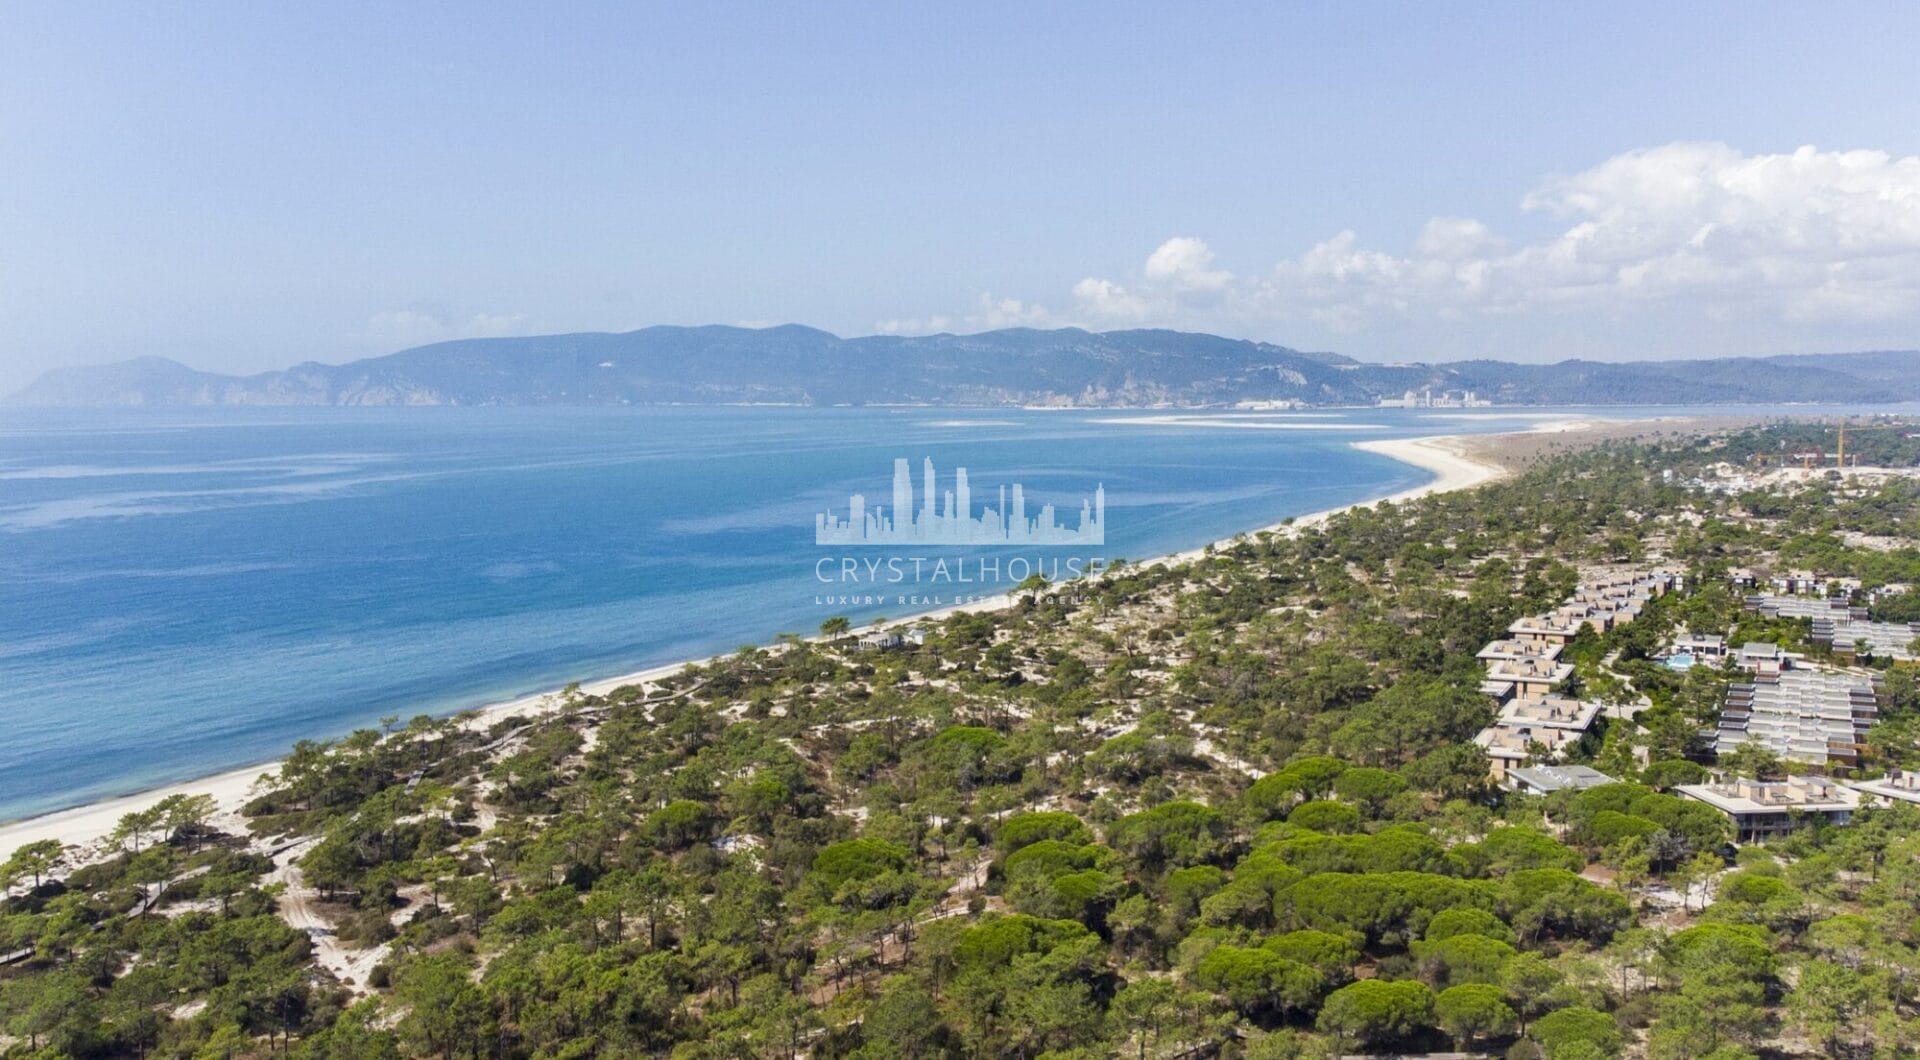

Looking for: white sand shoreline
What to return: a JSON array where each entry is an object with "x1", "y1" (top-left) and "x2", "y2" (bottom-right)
[
  {"x1": 0, "y1": 653, "x2": 731, "y2": 863},
  {"x1": 0, "y1": 426, "x2": 1537, "y2": 860}
]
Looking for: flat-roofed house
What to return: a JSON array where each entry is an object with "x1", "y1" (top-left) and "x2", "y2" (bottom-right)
[
  {"x1": 1509, "y1": 613, "x2": 1587, "y2": 645},
  {"x1": 1737, "y1": 642, "x2": 1784, "y2": 667},
  {"x1": 1556, "y1": 603, "x2": 1616, "y2": 633},
  {"x1": 1848, "y1": 771, "x2": 1920, "y2": 806},
  {"x1": 1677, "y1": 776, "x2": 1861, "y2": 841},
  {"x1": 1505, "y1": 764, "x2": 1617, "y2": 796},
  {"x1": 1498, "y1": 694, "x2": 1603, "y2": 733},
  {"x1": 1484, "y1": 657, "x2": 1576, "y2": 698},
  {"x1": 1599, "y1": 599, "x2": 1644, "y2": 626},
  {"x1": 1578, "y1": 569, "x2": 1678, "y2": 599},
  {"x1": 1771, "y1": 570, "x2": 1828, "y2": 596},
  {"x1": 1477, "y1": 639, "x2": 1565, "y2": 665},
  {"x1": 1671, "y1": 632, "x2": 1727, "y2": 658},
  {"x1": 1474, "y1": 695, "x2": 1602, "y2": 781},
  {"x1": 1475, "y1": 723, "x2": 1587, "y2": 781}
]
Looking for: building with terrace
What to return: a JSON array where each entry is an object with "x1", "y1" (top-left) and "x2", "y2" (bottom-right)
[
  {"x1": 1554, "y1": 604, "x2": 1618, "y2": 632},
  {"x1": 1483, "y1": 656, "x2": 1576, "y2": 698},
  {"x1": 1476, "y1": 722, "x2": 1589, "y2": 782},
  {"x1": 1671, "y1": 632, "x2": 1727, "y2": 658},
  {"x1": 1825, "y1": 619, "x2": 1920, "y2": 662},
  {"x1": 1848, "y1": 771, "x2": 1920, "y2": 807},
  {"x1": 1476, "y1": 638, "x2": 1565, "y2": 665},
  {"x1": 1476, "y1": 569, "x2": 1674, "y2": 782},
  {"x1": 1748, "y1": 594, "x2": 1863, "y2": 621},
  {"x1": 1508, "y1": 613, "x2": 1589, "y2": 645},
  {"x1": 1744, "y1": 595, "x2": 1920, "y2": 661},
  {"x1": 1736, "y1": 642, "x2": 1785, "y2": 666},
  {"x1": 1715, "y1": 665, "x2": 1879, "y2": 768},
  {"x1": 1579, "y1": 569, "x2": 1679, "y2": 597},
  {"x1": 1770, "y1": 570, "x2": 1830, "y2": 596},
  {"x1": 1498, "y1": 693, "x2": 1603, "y2": 733},
  {"x1": 1677, "y1": 775, "x2": 1861, "y2": 841}
]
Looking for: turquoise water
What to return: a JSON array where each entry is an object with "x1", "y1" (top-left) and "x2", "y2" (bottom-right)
[{"x1": 0, "y1": 403, "x2": 1888, "y2": 819}]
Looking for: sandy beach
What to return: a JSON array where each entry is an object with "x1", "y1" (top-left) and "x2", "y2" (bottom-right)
[
  {"x1": 0, "y1": 423, "x2": 1566, "y2": 861},
  {"x1": 0, "y1": 652, "x2": 737, "y2": 863}
]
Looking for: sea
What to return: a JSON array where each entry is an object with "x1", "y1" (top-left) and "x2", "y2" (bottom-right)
[{"x1": 0, "y1": 403, "x2": 1889, "y2": 820}]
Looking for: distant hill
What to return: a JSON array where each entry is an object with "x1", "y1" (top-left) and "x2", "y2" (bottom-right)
[
  {"x1": 7, "y1": 326, "x2": 1917, "y2": 408},
  {"x1": 1375, "y1": 350, "x2": 1920, "y2": 407}
]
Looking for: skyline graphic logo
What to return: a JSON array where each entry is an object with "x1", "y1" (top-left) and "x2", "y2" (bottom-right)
[{"x1": 815, "y1": 457, "x2": 1105, "y2": 546}]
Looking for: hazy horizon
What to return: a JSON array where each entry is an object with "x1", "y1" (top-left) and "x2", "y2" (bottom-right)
[
  {"x1": 5, "y1": 4, "x2": 1919, "y2": 391},
  {"x1": 15, "y1": 322, "x2": 1920, "y2": 391}
]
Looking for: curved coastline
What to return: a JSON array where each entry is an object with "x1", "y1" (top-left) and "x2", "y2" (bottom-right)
[{"x1": 0, "y1": 427, "x2": 1522, "y2": 859}]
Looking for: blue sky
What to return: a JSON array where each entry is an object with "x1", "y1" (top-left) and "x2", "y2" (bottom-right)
[{"x1": 3, "y1": 3, "x2": 1918, "y2": 390}]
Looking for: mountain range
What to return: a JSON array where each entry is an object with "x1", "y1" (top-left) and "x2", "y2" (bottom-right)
[{"x1": 7, "y1": 326, "x2": 1917, "y2": 408}]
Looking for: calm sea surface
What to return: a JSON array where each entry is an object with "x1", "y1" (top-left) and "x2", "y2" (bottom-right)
[{"x1": 0, "y1": 404, "x2": 1887, "y2": 819}]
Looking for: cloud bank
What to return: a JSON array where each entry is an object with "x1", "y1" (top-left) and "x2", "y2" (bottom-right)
[{"x1": 878, "y1": 143, "x2": 1920, "y2": 355}]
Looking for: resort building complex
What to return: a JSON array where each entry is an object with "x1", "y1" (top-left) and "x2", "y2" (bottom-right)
[
  {"x1": 1476, "y1": 568, "x2": 1677, "y2": 780},
  {"x1": 1714, "y1": 657, "x2": 1880, "y2": 768},
  {"x1": 1745, "y1": 592, "x2": 1919, "y2": 661}
]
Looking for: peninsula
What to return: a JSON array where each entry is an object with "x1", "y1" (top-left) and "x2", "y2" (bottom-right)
[{"x1": 8, "y1": 327, "x2": 1917, "y2": 409}]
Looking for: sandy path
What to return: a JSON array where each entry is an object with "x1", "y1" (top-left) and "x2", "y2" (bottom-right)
[{"x1": 267, "y1": 837, "x2": 387, "y2": 993}]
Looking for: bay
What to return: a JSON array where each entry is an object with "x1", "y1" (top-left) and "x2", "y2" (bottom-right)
[{"x1": 0, "y1": 403, "x2": 1873, "y2": 819}]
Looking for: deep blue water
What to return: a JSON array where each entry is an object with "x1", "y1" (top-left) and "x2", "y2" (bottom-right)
[{"x1": 0, "y1": 403, "x2": 1895, "y2": 819}]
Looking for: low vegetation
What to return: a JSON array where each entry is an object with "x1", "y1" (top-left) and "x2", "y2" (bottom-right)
[{"x1": 3, "y1": 421, "x2": 1919, "y2": 1058}]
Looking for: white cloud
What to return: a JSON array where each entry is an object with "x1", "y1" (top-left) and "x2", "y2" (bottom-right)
[
  {"x1": 363, "y1": 309, "x2": 531, "y2": 348},
  {"x1": 1000, "y1": 142, "x2": 1920, "y2": 352},
  {"x1": 1142, "y1": 236, "x2": 1233, "y2": 291},
  {"x1": 1414, "y1": 217, "x2": 1504, "y2": 261},
  {"x1": 874, "y1": 292, "x2": 1055, "y2": 336},
  {"x1": 1069, "y1": 277, "x2": 1145, "y2": 322}
]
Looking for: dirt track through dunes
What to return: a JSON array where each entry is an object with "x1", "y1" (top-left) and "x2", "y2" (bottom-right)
[{"x1": 268, "y1": 837, "x2": 387, "y2": 994}]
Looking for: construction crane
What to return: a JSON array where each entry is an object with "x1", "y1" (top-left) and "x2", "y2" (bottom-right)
[{"x1": 1827, "y1": 418, "x2": 1903, "y2": 467}]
